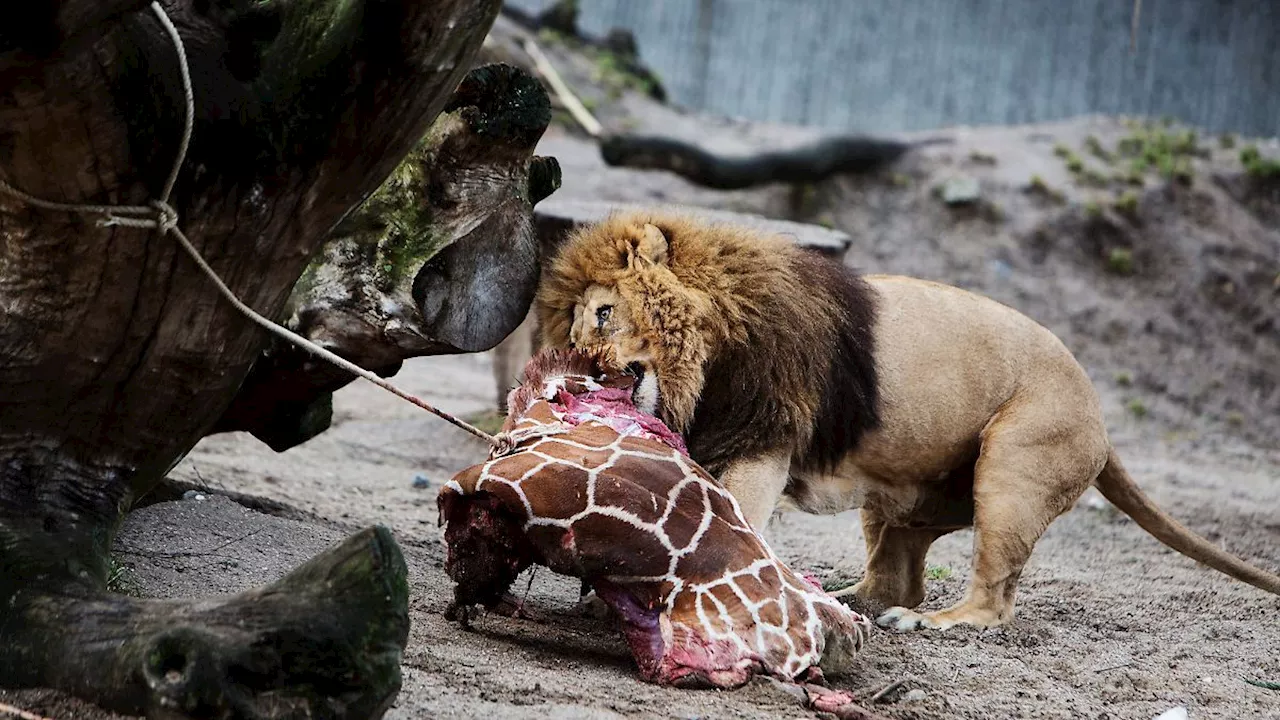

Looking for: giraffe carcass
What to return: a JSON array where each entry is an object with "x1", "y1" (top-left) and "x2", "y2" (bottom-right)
[{"x1": 437, "y1": 348, "x2": 870, "y2": 689}]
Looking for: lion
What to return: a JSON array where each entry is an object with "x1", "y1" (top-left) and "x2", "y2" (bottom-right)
[{"x1": 533, "y1": 210, "x2": 1280, "y2": 632}]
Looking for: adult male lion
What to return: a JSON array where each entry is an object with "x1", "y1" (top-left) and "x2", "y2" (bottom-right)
[{"x1": 534, "y1": 210, "x2": 1280, "y2": 632}]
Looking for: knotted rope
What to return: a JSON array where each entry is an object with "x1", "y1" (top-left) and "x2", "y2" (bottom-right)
[{"x1": 0, "y1": 2, "x2": 503, "y2": 451}]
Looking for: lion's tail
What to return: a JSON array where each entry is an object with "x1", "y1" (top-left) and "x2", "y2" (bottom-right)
[{"x1": 1094, "y1": 448, "x2": 1280, "y2": 595}]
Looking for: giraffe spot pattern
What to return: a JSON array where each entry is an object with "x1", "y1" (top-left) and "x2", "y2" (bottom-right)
[{"x1": 439, "y1": 350, "x2": 871, "y2": 688}]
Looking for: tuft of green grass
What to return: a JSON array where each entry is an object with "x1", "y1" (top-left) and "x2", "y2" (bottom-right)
[
  {"x1": 890, "y1": 172, "x2": 911, "y2": 187},
  {"x1": 465, "y1": 410, "x2": 507, "y2": 436},
  {"x1": 1081, "y1": 167, "x2": 1110, "y2": 187},
  {"x1": 550, "y1": 107, "x2": 576, "y2": 129},
  {"x1": 1116, "y1": 166, "x2": 1146, "y2": 186},
  {"x1": 1225, "y1": 411, "x2": 1246, "y2": 428},
  {"x1": 1241, "y1": 145, "x2": 1280, "y2": 179},
  {"x1": 969, "y1": 150, "x2": 997, "y2": 165},
  {"x1": 588, "y1": 46, "x2": 661, "y2": 99},
  {"x1": 537, "y1": 27, "x2": 569, "y2": 47},
  {"x1": 1115, "y1": 121, "x2": 1203, "y2": 184},
  {"x1": 107, "y1": 556, "x2": 141, "y2": 596},
  {"x1": 1171, "y1": 156, "x2": 1194, "y2": 185},
  {"x1": 1114, "y1": 371, "x2": 1133, "y2": 387},
  {"x1": 925, "y1": 565, "x2": 953, "y2": 581},
  {"x1": 1126, "y1": 398, "x2": 1148, "y2": 419},
  {"x1": 984, "y1": 201, "x2": 1006, "y2": 223},
  {"x1": 1173, "y1": 129, "x2": 1200, "y2": 155},
  {"x1": 1084, "y1": 135, "x2": 1114, "y2": 163},
  {"x1": 1113, "y1": 189, "x2": 1140, "y2": 217},
  {"x1": 1218, "y1": 133, "x2": 1237, "y2": 150},
  {"x1": 1107, "y1": 247, "x2": 1135, "y2": 275},
  {"x1": 1026, "y1": 174, "x2": 1065, "y2": 204},
  {"x1": 1083, "y1": 200, "x2": 1102, "y2": 218}
]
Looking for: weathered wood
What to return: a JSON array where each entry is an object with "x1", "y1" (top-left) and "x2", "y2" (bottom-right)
[
  {"x1": 4, "y1": 527, "x2": 409, "y2": 719},
  {"x1": 598, "y1": 133, "x2": 912, "y2": 190},
  {"x1": 0, "y1": 0, "x2": 502, "y2": 715},
  {"x1": 213, "y1": 63, "x2": 561, "y2": 450},
  {"x1": 0, "y1": 0, "x2": 149, "y2": 56}
]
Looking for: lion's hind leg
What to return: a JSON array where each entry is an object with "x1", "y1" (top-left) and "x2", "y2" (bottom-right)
[
  {"x1": 830, "y1": 508, "x2": 950, "y2": 613},
  {"x1": 877, "y1": 406, "x2": 1106, "y2": 632}
]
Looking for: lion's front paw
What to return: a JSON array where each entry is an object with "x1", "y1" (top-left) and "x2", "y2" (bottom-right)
[
  {"x1": 875, "y1": 606, "x2": 945, "y2": 632},
  {"x1": 829, "y1": 579, "x2": 913, "y2": 618}
]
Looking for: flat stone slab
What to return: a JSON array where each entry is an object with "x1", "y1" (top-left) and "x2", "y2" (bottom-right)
[{"x1": 534, "y1": 198, "x2": 852, "y2": 257}]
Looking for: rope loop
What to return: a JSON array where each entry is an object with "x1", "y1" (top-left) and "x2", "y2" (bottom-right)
[{"x1": 152, "y1": 200, "x2": 179, "y2": 234}]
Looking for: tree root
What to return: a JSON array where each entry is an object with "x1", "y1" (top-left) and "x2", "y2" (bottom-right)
[
  {"x1": 2, "y1": 527, "x2": 409, "y2": 720},
  {"x1": 599, "y1": 134, "x2": 913, "y2": 190}
]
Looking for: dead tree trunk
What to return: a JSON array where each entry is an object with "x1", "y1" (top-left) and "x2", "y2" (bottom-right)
[
  {"x1": 212, "y1": 63, "x2": 559, "y2": 451},
  {"x1": 598, "y1": 134, "x2": 914, "y2": 189},
  {"x1": 0, "y1": 1, "x2": 533, "y2": 717}
]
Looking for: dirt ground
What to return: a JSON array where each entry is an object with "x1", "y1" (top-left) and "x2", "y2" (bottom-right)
[
  {"x1": 7, "y1": 15, "x2": 1280, "y2": 720},
  {"x1": 10, "y1": 342, "x2": 1277, "y2": 720}
]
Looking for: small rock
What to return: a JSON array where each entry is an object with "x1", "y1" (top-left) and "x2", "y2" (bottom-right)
[
  {"x1": 182, "y1": 490, "x2": 206, "y2": 501},
  {"x1": 760, "y1": 677, "x2": 809, "y2": 704},
  {"x1": 902, "y1": 689, "x2": 927, "y2": 703},
  {"x1": 990, "y1": 258, "x2": 1013, "y2": 282},
  {"x1": 412, "y1": 474, "x2": 431, "y2": 489},
  {"x1": 1077, "y1": 488, "x2": 1109, "y2": 510},
  {"x1": 1154, "y1": 707, "x2": 1188, "y2": 720},
  {"x1": 941, "y1": 176, "x2": 981, "y2": 205}
]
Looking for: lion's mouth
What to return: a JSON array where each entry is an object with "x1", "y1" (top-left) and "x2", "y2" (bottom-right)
[
  {"x1": 624, "y1": 361, "x2": 646, "y2": 381},
  {"x1": 624, "y1": 361, "x2": 661, "y2": 416}
]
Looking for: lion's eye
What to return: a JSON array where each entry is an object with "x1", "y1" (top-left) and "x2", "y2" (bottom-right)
[{"x1": 595, "y1": 304, "x2": 613, "y2": 327}]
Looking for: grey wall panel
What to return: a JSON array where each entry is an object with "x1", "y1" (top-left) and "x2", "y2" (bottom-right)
[{"x1": 508, "y1": 0, "x2": 1280, "y2": 137}]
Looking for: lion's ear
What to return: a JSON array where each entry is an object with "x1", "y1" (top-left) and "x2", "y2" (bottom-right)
[{"x1": 627, "y1": 223, "x2": 669, "y2": 269}]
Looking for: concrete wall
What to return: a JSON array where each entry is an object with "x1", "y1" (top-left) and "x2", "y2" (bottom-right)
[{"x1": 508, "y1": 0, "x2": 1280, "y2": 137}]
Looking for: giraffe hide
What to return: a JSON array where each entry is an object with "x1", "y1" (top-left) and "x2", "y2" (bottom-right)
[{"x1": 438, "y1": 348, "x2": 871, "y2": 690}]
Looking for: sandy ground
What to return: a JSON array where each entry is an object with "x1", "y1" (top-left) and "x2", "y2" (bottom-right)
[{"x1": 14, "y1": 347, "x2": 1272, "y2": 720}]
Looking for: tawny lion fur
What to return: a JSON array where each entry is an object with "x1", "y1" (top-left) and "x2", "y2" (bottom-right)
[{"x1": 535, "y1": 210, "x2": 1280, "y2": 632}]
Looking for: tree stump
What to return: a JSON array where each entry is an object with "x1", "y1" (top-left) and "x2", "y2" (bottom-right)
[
  {"x1": 0, "y1": 1, "x2": 549, "y2": 717},
  {"x1": 212, "y1": 63, "x2": 560, "y2": 451}
]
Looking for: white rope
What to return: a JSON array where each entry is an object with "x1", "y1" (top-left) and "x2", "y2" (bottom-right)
[
  {"x1": 522, "y1": 38, "x2": 603, "y2": 138},
  {"x1": 151, "y1": 1, "x2": 193, "y2": 206},
  {"x1": 0, "y1": 2, "x2": 501, "y2": 449}
]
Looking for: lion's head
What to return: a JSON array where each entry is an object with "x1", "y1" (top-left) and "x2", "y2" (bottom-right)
[
  {"x1": 535, "y1": 214, "x2": 734, "y2": 433},
  {"x1": 535, "y1": 210, "x2": 880, "y2": 475}
]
